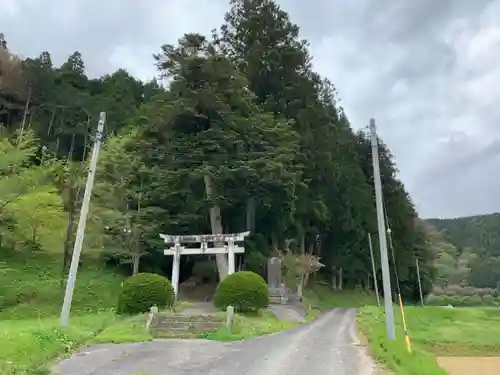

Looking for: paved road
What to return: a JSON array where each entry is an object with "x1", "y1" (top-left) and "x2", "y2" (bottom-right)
[{"x1": 53, "y1": 308, "x2": 375, "y2": 375}]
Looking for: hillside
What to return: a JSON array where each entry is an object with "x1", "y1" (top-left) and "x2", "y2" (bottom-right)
[
  {"x1": 427, "y1": 213, "x2": 500, "y2": 256},
  {"x1": 426, "y1": 213, "x2": 500, "y2": 291},
  {"x1": 0, "y1": 250, "x2": 124, "y2": 320},
  {"x1": 0, "y1": 0, "x2": 436, "y2": 315}
]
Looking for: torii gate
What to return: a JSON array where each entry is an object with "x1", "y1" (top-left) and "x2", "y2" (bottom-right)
[{"x1": 159, "y1": 231, "x2": 250, "y2": 299}]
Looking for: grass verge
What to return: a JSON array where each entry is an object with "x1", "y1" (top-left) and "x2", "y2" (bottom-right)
[
  {"x1": 0, "y1": 312, "x2": 116, "y2": 375},
  {"x1": 206, "y1": 310, "x2": 297, "y2": 341},
  {"x1": 358, "y1": 306, "x2": 500, "y2": 375},
  {"x1": 303, "y1": 283, "x2": 379, "y2": 310},
  {"x1": 0, "y1": 252, "x2": 124, "y2": 320},
  {"x1": 0, "y1": 251, "x2": 125, "y2": 374}
]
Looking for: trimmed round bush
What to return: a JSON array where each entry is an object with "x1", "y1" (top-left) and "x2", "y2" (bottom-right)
[
  {"x1": 117, "y1": 273, "x2": 175, "y2": 315},
  {"x1": 213, "y1": 271, "x2": 269, "y2": 312}
]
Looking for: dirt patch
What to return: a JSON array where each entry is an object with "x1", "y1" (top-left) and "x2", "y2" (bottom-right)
[
  {"x1": 177, "y1": 301, "x2": 217, "y2": 316},
  {"x1": 437, "y1": 357, "x2": 500, "y2": 375}
]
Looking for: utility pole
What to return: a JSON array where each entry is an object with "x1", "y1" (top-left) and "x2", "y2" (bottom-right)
[
  {"x1": 415, "y1": 257, "x2": 424, "y2": 307},
  {"x1": 60, "y1": 112, "x2": 106, "y2": 327},
  {"x1": 17, "y1": 86, "x2": 31, "y2": 150},
  {"x1": 370, "y1": 118, "x2": 396, "y2": 340},
  {"x1": 368, "y1": 233, "x2": 380, "y2": 307}
]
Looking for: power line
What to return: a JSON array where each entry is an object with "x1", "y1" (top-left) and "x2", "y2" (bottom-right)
[
  {"x1": 368, "y1": 232, "x2": 380, "y2": 307},
  {"x1": 382, "y1": 196, "x2": 402, "y2": 297}
]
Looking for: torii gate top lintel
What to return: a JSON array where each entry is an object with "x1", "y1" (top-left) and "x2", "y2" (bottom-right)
[
  {"x1": 159, "y1": 231, "x2": 250, "y2": 244},
  {"x1": 159, "y1": 231, "x2": 250, "y2": 300}
]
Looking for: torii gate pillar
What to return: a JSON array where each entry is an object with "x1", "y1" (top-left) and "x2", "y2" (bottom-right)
[{"x1": 159, "y1": 232, "x2": 250, "y2": 300}]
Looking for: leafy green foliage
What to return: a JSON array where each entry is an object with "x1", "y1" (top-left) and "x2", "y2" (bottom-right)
[
  {"x1": 1, "y1": 0, "x2": 438, "y2": 309},
  {"x1": 243, "y1": 251, "x2": 267, "y2": 276},
  {"x1": 92, "y1": 127, "x2": 155, "y2": 273},
  {"x1": 117, "y1": 273, "x2": 175, "y2": 315},
  {"x1": 426, "y1": 293, "x2": 500, "y2": 307},
  {"x1": 427, "y1": 213, "x2": 500, "y2": 257},
  {"x1": 213, "y1": 271, "x2": 269, "y2": 312},
  {"x1": 427, "y1": 214, "x2": 500, "y2": 290},
  {"x1": 0, "y1": 131, "x2": 65, "y2": 251}
]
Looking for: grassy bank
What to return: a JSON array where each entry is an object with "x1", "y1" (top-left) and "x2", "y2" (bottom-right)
[
  {"x1": 0, "y1": 252, "x2": 125, "y2": 374},
  {"x1": 303, "y1": 283, "x2": 379, "y2": 309},
  {"x1": 0, "y1": 313, "x2": 116, "y2": 375},
  {"x1": 358, "y1": 306, "x2": 500, "y2": 375},
  {"x1": 0, "y1": 251, "x2": 124, "y2": 320}
]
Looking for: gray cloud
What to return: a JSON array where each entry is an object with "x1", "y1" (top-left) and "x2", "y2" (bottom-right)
[{"x1": 1, "y1": 0, "x2": 500, "y2": 218}]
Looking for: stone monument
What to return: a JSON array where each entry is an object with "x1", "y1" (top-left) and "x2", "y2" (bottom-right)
[
  {"x1": 267, "y1": 257, "x2": 287, "y2": 304},
  {"x1": 267, "y1": 257, "x2": 282, "y2": 289}
]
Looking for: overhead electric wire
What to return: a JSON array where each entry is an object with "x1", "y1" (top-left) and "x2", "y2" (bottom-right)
[{"x1": 382, "y1": 195, "x2": 402, "y2": 297}]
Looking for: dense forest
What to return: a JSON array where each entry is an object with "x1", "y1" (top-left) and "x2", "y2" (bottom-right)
[
  {"x1": 427, "y1": 213, "x2": 500, "y2": 291},
  {"x1": 0, "y1": 0, "x2": 437, "y2": 302}
]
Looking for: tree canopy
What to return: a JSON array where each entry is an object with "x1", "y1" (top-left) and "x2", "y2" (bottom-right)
[
  {"x1": 427, "y1": 214, "x2": 500, "y2": 290},
  {"x1": 0, "y1": 0, "x2": 437, "y2": 301}
]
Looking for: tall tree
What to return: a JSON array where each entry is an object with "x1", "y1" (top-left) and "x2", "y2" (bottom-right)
[
  {"x1": 220, "y1": 0, "x2": 378, "y2": 288},
  {"x1": 0, "y1": 33, "x2": 7, "y2": 49},
  {"x1": 149, "y1": 33, "x2": 301, "y2": 279},
  {"x1": 94, "y1": 127, "x2": 152, "y2": 275}
]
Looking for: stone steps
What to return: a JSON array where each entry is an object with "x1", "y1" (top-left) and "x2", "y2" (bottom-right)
[
  {"x1": 150, "y1": 314, "x2": 223, "y2": 334},
  {"x1": 270, "y1": 295, "x2": 287, "y2": 304},
  {"x1": 269, "y1": 288, "x2": 301, "y2": 305}
]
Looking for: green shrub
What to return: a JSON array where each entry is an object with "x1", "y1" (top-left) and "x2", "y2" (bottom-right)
[
  {"x1": 461, "y1": 296, "x2": 474, "y2": 306},
  {"x1": 213, "y1": 271, "x2": 269, "y2": 312},
  {"x1": 482, "y1": 294, "x2": 496, "y2": 306},
  {"x1": 116, "y1": 273, "x2": 174, "y2": 315},
  {"x1": 426, "y1": 294, "x2": 445, "y2": 306},
  {"x1": 441, "y1": 295, "x2": 457, "y2": 305},
  {"x1": 469, "y1": 295, "x2": 483, "y2": 306},
  {"x1": 244, "y1": 252, "x2": 267, "y2": 276}
]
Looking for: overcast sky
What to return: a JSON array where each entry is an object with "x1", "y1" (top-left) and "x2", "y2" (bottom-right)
[{"x1": 2, "y1": 0, "x2": 500, "y2": 219}]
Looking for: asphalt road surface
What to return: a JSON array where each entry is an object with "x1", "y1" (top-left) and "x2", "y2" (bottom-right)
[{"x1": 53, "y1": 308, "x2": 375, "y2": 375}]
